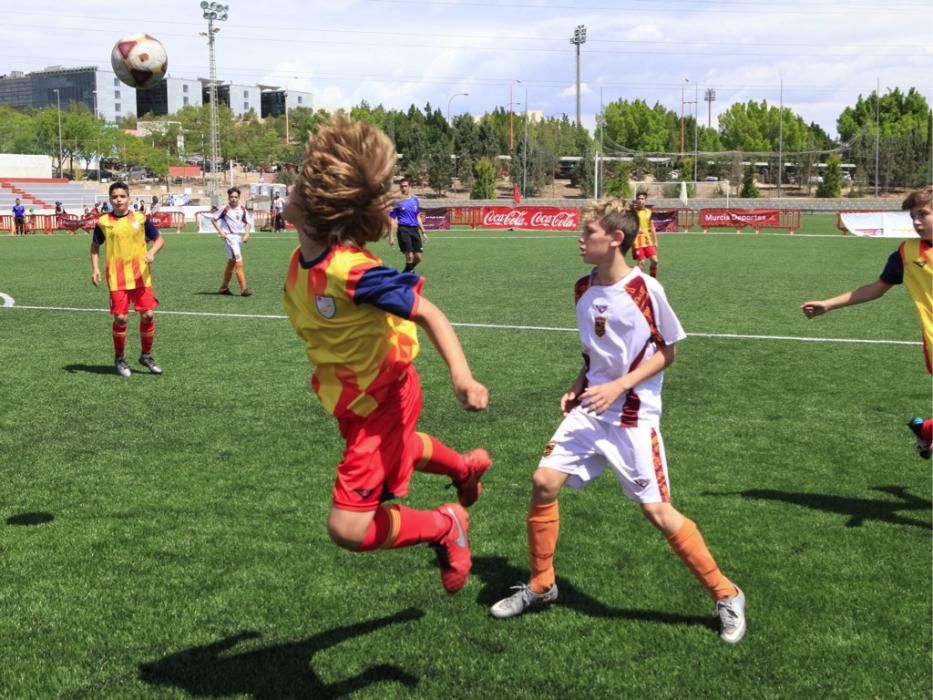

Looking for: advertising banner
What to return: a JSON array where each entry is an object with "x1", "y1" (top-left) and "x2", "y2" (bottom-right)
[
  {"x1": 651, "y1": 209, "x2": 680, "y2": 232},
  {"x1": 480, "y1": 206, "x2": 580, "y2": 230},
  {"x1": 422, "y1": 208, "x2": 451, "y2": 231},
  {"x1": 839, "y1": 211, "x2": 916, "y2": 238},
  {"x1": 58, "y1": 214, "x2": 98, "y2": 231},
  {"x1": 699, "y1": 208, "x2": 781, "y2": 229}
]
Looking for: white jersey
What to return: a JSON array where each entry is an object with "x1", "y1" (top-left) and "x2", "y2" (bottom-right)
[
  {"x1": 272, "y1": 197, "x2": 285, "y2": 214},
  {"x1": 213, "y1": 205, "x2": 251, "y2": 236},
  {"x1": 574, "y1": 267, "x2": 686, "y2": 427}
]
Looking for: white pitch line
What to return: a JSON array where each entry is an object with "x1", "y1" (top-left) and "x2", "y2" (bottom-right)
[{"x1": 1, "y1": 303, "x2": 920, "y2": 346}]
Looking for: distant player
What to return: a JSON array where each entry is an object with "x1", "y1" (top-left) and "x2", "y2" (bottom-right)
[
  {"x1": 633, "y1": 191, "x2": 659, "y2": 277},
  {"x1": 211, "y1": 186, "x2": 253, "y2": 296},
  {"x1": 388, "y1": 179, "x2": 428, "y2": 272},
  {"x1": 489, "y1": 198, "x2": 746, "y2": 644},
  {"x1": 802, "y1": 185, "x2": 933, "y2": 459},
  {"x1": 12, "y1": 198, "x2": 26, "y2": 235},
  {"x1": 271, "y1": 191, "x2": 286, "y2": 231},
  {"x1": 282, "y1": 115, "x2": 492, "y2": 594},
  {"x1": 90, "y1": 181, "x2": 164, "y2": 377}
]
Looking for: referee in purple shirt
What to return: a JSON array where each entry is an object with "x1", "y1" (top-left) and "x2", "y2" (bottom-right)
[{"x1": 388, "y1": 179, "x2": 428, "y2": 272}]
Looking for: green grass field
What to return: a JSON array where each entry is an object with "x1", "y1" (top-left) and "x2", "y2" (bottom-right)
[{"x1": 1, "y1": 213, "x2": 930, "y2": 698}]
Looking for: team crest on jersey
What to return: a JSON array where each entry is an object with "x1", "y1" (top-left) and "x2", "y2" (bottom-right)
[
  {"x1": 542, "y1": 440, "x2": 558, "y2": 457},
  {"x1": 594, "y1": 316, "x2": 607, "y2": 337},
  {"x1": 354, "y1": 487, "x2": 375, "y2": 498},
  {"x1": 315, "y1": 295, "x2": 337, "y2": 318}
]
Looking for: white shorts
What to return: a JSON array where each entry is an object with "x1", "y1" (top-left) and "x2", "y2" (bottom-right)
[
  {"x1": 538, "y1": 408, "x2": 671, "y2": 504},
  {"x1": 223, "y1": 234, "x2": 243, "y2": 261}
]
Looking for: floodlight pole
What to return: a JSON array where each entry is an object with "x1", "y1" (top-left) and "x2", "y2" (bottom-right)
[
  {"x1": 570, "y1": 25, "x2": 586, "y2": 130},
  {"x1": 704, "y1": 88, "x2": 716, "y2": 129},
  {"x1": 522, "y1": 86, "x2": 528, "y2": 198},
  {"x1": 778, "y1": 79, "x2": 783, "y2": 197},
  {"x1": 680, "y1": 78, "x2": 689, "y2": 156},
  {"x1": 200, "y1": 1, "x2": 228, "y2": 205}
]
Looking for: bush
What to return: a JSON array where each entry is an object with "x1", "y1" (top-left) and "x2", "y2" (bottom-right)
[{"x1": 470, "y1": 158, "x2": 497, "y2": 200}]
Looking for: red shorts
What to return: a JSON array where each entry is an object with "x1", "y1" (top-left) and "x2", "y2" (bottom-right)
[
  {"x1": 333, "y1": 367, "x2": 423, "y2": 512},
  {"x1": 633, "y1": 245, "x2": 657, "y2": 261},
  {"x1": 109, "y1": 287, "x2": 159, "y2": 315}
]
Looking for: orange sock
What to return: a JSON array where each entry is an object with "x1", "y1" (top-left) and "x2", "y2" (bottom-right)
[
  {"x1": 527, "y1": 501, "x2": 559, "y2": 593},
  {"x1": 666, "y1": 518, "x2": 736, "y2": 600},
  {"x1": 357, "y1": 504, "x2": 449, "y2": 551},
  {"x1": 409, "y1": 432, "x2": 467, "y2": 481}
]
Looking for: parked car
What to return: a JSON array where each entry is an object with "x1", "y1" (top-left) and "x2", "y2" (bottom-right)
[{"x1": 703, "y1": 176, "x2": 719, "y2": 181}]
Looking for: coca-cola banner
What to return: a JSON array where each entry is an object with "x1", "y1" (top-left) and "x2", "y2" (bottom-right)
[
  {"x1": 59, "y1": 214, "x2": 99, "y2": 231},
  {"x1": 651, "y1": 209, "x2": 680, "y2": 232},
  {"x1": 480, "y1": 206, "x2": 580, "y2": 231},
  {"x1": 699, "y1": 208, "x2": 781, "y2": 229},
  {"x1": 422, "y1": 208, "x2": 451, "y2": 231}
]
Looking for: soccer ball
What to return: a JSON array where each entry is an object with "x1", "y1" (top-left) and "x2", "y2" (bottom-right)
[{"x1": 110, "y1": 34, "x2": 168, "y2": 90}]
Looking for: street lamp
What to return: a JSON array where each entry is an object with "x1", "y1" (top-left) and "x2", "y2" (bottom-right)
[
  {"x1": 704, "y1": 88, "x2": 716, "y2": 129},
  {"x1": 52, "y1": 89, "x2": 63, "y2": 179},
  {"x1": 570, "y1": 25, "x2": 586, "y2": 129},
  {"x1": 509, "y1": 80, "x2": 521, "y2": 151},
  {"x1": 447, "y1": 92, "x2": 468, "y2": 126},
  {"x1": 680, "y1": 78, "x2": 689, "y2": 156},
  {"x1": 284, "y1": 75, "x2": 298, "y2": 144},
  {"x1": 200, "y1": 0, "x2": 229, "y2": 205}
]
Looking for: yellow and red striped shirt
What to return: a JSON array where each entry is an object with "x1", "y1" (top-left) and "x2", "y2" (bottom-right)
[
  {"x1": 634, "y1": 208, "x2": 655, "y2": 250},
  {"x1": 283, "y1": 244, "x2": 423, "y2": 419},
  {"x1": 93, "y1": 211, "x2": 161, "y2": 291}
]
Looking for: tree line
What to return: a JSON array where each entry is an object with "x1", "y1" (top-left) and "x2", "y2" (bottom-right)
[{"x1": 0, "y1": 86, "x2": 927, "y2": 198}]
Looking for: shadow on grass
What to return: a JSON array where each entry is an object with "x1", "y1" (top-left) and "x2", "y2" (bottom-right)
[
  {"x1": 708, "y1": 485, "x2": 932, "y2": 530},
  {"x1": 7, "y1": 512, "x2": 54, "y2": 526},
  {"x1": 138, "y1": 607, "x2": 423, "y2": 699},
  {"x1": 64, "y1": 364, "x2": 118, "y2": 375},
  {"x1": 471, "y1": 556, "x2": 715, "y2": 630}
]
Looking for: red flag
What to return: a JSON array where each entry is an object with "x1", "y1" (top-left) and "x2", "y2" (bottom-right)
[{"x1": 513, "y1": 183, "x2": 521, "y2": 205}]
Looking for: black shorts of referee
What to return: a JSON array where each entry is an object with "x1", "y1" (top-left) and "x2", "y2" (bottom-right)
[{"x1": 396, "y1": 225, "x2": 424, "y2": 254}]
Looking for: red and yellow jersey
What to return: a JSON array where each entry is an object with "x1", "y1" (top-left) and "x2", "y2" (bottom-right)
[
  {"x1": 283, "y1": 244, "x2": 423, "y2": 419},
  {"x1": 881, "y1": 238, "x2": 933, "y2": 373},
  {"x1": 634, "y1": 208, "x2": 655, "y2": 250},
  {"x1": 92, "y1": 211, "x2": 161, "y2": 291}
]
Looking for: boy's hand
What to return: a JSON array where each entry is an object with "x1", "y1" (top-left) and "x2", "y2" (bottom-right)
[
  {"x1": 579, "y1": 380, "x2": 627, "y2": 415},
  {"x1": 801, "y1": 301, "x2": 829, "y2": 318},
  {"x1": 455, "y1": 379, "x2": 488, "y2": 411},
  {"x1": 143, "y1": 252, "x2": 155, "y2": 264},
  {"x1": 243, "y1": 232, "x2": 250, "y2": 244},
  {"x1": 91, "y1": 269, "x2": 101, "y2": 287},
  {"x1": 560, "y1": 391, "x2": 581, "y2": 416}
]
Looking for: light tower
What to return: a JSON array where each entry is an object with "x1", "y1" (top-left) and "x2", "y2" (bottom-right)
[
  {"x1": 200, "y1": 1, "x2": 228, "y2": 205},
  {"x1": 704, "y1": 88, "x2": 716, "y2": 128},
  {"x1": 570, "y1": 25, "x2": 586, "y2": 129}
]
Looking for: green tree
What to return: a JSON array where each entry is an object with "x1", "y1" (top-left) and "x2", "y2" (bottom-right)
[
  {"x1": 426, "y1": 141, "x2": 454, "y2": 196},
  {"x1": 741, "y1": 166, "x2": 759, "y2": 198},
  {"x1": 470, "y1": 157, "x2": 496, "y2": 199},
  {"x1": 603, "y1": 161, "x2": 633, "y2": 198},
  {"x1": 816, "y1": 154, "x2": 844, "y2": 198}
]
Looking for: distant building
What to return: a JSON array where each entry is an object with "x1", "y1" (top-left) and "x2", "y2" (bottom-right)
[{"x1": 0, "y1": 65, "x2": 311, "y2": 121}]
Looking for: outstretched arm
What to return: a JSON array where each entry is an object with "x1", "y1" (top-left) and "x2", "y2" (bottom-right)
[
  {"x1": 413, "y1": 296, "x2": 488, "y2": 411},
  {"x1": 801, "y1": 279, "x2": 892, "y2": 319}
]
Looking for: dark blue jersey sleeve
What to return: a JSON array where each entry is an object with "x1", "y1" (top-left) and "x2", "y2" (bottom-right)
[
  {"x1": 144, "y1": 217, "x2": 161, "y2": 242},
  {"x1": 880, "y1": 247, "x2": 903, "y2": 285},
  {"x1": 352, "y1": 266, "x2": 423, "y2": 319},
  {"x1": 93, "y1": 225, "x2": 105, "y2": 245}
]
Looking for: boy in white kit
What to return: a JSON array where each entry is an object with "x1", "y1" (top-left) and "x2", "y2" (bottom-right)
[
  {"x1": 212, "y1": 186, "x2": 253, "y2": 296},
  {"x1": 490, "y1": 198, "x2": 746, "y2": 644}
]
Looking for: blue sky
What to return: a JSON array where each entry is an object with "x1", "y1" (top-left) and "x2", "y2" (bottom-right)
[{"x1": 2, "y1": 0, "x2": 931, "y2": 138}]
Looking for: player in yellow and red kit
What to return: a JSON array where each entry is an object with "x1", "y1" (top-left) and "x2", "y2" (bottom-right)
[
  {"x1": 802, "y1": 185, "x2": 933, "y2": 459},
  {"x1": 90, "y1": 181, "x2": 164, "y2": 377},
  {"x1": 633, "y1": 191, "x2": 659, "y2": 278},
  {"x1": 282, "y1": 115, "x2": 492, "y2": 594}
]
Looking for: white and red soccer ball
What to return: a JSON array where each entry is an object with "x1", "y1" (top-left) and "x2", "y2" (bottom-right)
[{"x1": 111, "y1": 34, "x2": 168, "y2": 90}]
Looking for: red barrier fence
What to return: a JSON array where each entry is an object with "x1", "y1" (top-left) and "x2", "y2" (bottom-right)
[
  {"x1": 698, "y1": 208, "x2": 800, "y2": 234},
  {"x1": 448, "y1": 206, "x2": 484, "y2": 228}
]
